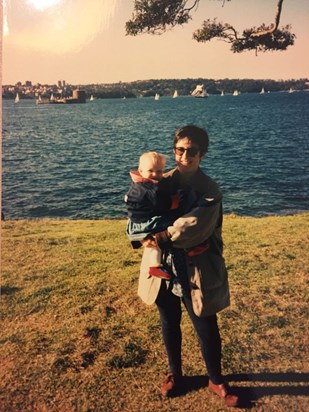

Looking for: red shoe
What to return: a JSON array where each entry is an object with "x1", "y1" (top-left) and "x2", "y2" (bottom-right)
[
  {"x1": 148, "y1": 265, "x2": 171, "y2": 280},
  {"x1": 161, "y1": 372, "x2": 183, "y2": 397},
  {"x1": 208, "y1": 380, "x2": 239, "y2": 407}
]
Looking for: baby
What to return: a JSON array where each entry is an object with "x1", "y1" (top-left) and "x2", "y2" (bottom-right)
[{"x1": 124, "y1": 151, "x2": 181, "y2": 280}]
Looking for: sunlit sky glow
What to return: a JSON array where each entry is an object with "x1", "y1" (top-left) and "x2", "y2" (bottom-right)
[
  {"x1": 3, "y1": 0, "x2": 309, "y2": 85},
  {"x1": 26, "y1": 0, "x2": 63, "y2": 12},
  {"x1": 4, "y1": 0, "x2": 118, "y2": 54}
]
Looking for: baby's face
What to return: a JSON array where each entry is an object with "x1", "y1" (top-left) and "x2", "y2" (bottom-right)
[{"x1": 139, "y1": 158, "x2": 165, "y2": 181}]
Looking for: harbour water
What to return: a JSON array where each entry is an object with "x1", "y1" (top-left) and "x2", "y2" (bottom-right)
[{"x1": 2, "y1": 91, "x2": 309, "y2": 219}]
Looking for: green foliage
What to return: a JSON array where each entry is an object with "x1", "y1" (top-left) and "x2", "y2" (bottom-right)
[
  {"x1": 81, "y1": 78, "x2": 308, "y2": 99},
  {"x1": 115, "y1": 78, "x2": 307, "y2": 97},
  {"x1": 232, "y1": 25, "x2": 296, "y2": 53},
  {"x1": 126, "y1": 0, "x2": 295, "y2": 53},
  {"x1": 126, "y1": 0, "x2": 195, "y2": 35},
  {"x1": 193, "y1": 20, "x2": 295, "y2": 53},
  {"x1": 193, "y1": 18, "x2": 235, "y2": 43}
]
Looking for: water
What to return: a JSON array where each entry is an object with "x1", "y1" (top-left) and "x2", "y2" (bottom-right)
[{"x1": 2, "y1": 92, "x2": 309, "y2": 219}]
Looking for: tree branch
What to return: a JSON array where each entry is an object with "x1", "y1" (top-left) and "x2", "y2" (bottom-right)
[
  {"x1": 183, "y1": 0, "x2": 200, "y2": 13},
  {"x1": 251, "y1": 0, "x2": 284, "y2": 37},
  {"x1": 126, "y1": 0, "x2": 294, "y2": 53}
]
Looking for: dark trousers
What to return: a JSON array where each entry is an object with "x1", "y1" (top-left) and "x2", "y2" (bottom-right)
[{"x1": 155, "y1": 281, "x2": 224, "y2": 384}]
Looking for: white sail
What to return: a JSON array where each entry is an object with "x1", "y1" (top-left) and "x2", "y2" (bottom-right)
[
  {"x1": 50, "y1": 93, "x2": 54, "y2": 101},
  {"x1": 260, "y1": 87, "x2": 265, "y2": 94},
  {"x1": 90, "y1": 95, "x2": 94, "y2": 101},
  {"x1": 233, "y1": 90, "x2": 239, "y2": 96},
  {"x1": 191, "y1": 84, "x2": 208, "y2": 98},
  {"x1": 154, "y1": 93, "x2": 160, "y2": 100},
  {"x1": 14, "y1": 93, "x2": 20, "y2": 103},
  {"x1": 173, "y1": 90, "x2": 178, "y2": 98},
  {"x1": 221, "y1": 91, "x2": 224, "y2": 96}
]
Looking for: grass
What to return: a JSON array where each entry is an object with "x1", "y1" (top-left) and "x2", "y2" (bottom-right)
[{"x1": 1, "y1": 214, "x2": 308, "y2": 411}]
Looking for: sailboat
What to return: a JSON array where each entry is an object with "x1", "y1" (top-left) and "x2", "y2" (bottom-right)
[
  {"x1": 288, "y1": 88, "x2": 295, "y2": 93},
  {"x1": 221, "y1": 91, "x2": 224, "y2": 97},
  {"x1": 90, "y1": 95, "x2": 94, "y2": 101},
  {"x1": 14, "y1": 93, "x2": 20, "y2": 103},
  {"x1": 233, "y1": 90, "x2": 239, "y2": 96},
  {"x1": 172, "y1": 90, "x2": 178, "y2": 98},
  {"x1": 260, "y1": 87, "x2": 265, "y2": 94},
  {"x1": 191, "y1": 85, "x2": 208, "y2": 98},
  {"x1": 154, "y1": 93, "x2": 160, "y2": 100}
]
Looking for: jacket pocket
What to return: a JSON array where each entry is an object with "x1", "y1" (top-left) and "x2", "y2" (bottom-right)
[
  {"x1": 188, "y1": 252, "x2": 227, "y2": 292},
  {"x1": 188, "y1": 253, "x2": 230, "y2": 317}
]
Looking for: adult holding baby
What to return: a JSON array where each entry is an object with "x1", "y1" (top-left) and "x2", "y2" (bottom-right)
[{"x1": 138, "y1": 125, "x2": 239, "y2": 407}]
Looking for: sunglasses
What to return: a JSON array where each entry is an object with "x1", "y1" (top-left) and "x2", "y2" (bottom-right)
[{"x1": 174, "y1": 146, "x2": 200, "y2": 157}]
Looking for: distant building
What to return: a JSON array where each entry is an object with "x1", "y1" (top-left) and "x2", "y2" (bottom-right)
[{"x1": 71, "y1": 89, "x2": 86, "y2": 103}]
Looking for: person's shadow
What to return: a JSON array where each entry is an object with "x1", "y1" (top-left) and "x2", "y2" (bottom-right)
[{"x1": 178, "y1": 372, "x2": 309, "y2": 408}]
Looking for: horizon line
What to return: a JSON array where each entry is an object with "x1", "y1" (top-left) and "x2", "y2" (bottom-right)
[{"x1": 3, "y1": 76, "x2": 309, "y2": 86}]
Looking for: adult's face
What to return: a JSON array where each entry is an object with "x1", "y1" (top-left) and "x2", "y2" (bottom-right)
[{"x1": 174, "y1": 137, "x2": 202, "y2": 175}]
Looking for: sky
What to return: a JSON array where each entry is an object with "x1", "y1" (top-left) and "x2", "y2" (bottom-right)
[{"x1": 2, "y1": 0, "x2": 309, "y2": 85}]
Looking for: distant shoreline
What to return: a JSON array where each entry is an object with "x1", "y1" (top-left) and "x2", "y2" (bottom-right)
[{"x1": 3, "y1": 77, "x2": 309, "y2": 100}]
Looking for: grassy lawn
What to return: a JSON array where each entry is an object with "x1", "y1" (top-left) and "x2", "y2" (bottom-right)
[{"x1": 1, "y1": 214, "x2": 308, "y2": 411}]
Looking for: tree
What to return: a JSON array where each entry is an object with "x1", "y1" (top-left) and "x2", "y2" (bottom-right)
[{"x1": 125, "y1": 0, "x2": 295, "y2": 54}]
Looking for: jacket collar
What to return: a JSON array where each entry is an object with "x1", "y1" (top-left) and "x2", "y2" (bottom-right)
[
  {"x1": 129, "y1": 170, "x2": 159, "y2": 184},
  {"x1": 164, "y1": 167, "x2": 203, "y2": 182}
]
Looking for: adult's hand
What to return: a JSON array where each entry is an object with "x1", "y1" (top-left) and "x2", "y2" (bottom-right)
[
  {"x1": 155, "y1": 230, "x2": 172, "y2": 250},
  {"x1": 140, "y1": 235, "x2": 157, "y2": 248}
]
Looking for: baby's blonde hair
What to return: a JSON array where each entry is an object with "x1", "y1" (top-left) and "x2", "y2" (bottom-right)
[{"x1": 138, "y1": 151, "x2": 168, "y2": 168}]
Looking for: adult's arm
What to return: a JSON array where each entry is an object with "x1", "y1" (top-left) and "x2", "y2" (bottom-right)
[
  {"x1": 156, "y1": 195, "x2": 222, "y2": 249},
  {"x1": 155, "y1": 170, "x2": 223, "y2": 250}
]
